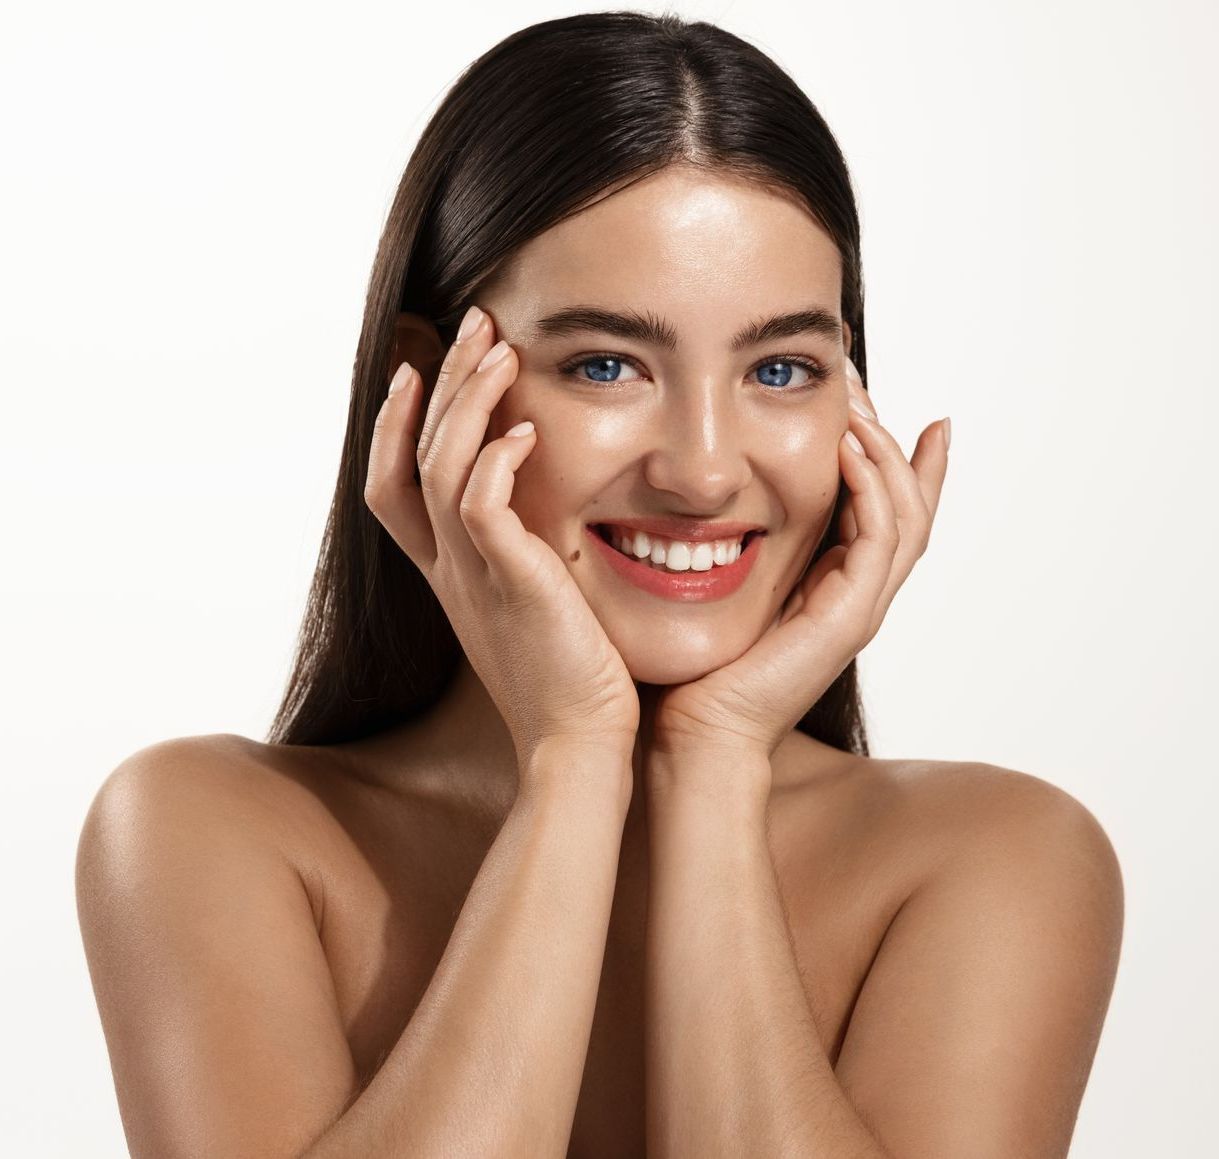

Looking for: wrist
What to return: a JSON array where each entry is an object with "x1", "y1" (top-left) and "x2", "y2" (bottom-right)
[
  {"x1": 645, "y1": 746, "x2": 773, "y2": 815},
  {"x1": 516, "y1": 738, "x2": 635, "y2": 816}
]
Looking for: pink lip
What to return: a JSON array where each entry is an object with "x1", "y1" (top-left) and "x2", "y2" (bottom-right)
[{"x1": 584, "y1": 524, "x2": 762, "y2": 602}]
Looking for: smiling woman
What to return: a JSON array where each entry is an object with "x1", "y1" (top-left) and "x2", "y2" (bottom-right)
[{"x1": 76, "y1": 10, "x2": 1122, "y2": 1159}]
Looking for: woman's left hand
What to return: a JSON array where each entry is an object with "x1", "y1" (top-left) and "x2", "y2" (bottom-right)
[{"x1": 645, "y1": 358, "x2": 951, "y2": 775}]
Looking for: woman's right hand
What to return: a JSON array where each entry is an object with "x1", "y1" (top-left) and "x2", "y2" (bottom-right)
[{"x1": 364, "y1": 305, "x2": 640, "y2": 776}]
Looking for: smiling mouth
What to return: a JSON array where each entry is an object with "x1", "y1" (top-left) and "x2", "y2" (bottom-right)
[{"x1": 590, "y1": 524, "x2": 764, "y2": 570}]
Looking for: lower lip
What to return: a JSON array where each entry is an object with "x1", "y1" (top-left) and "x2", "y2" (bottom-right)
[{"x1": 585, "y1": 525, "x2": 764, "y2": 602}]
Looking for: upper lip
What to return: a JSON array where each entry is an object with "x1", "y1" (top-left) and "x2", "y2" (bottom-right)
[{"x1": 591, "y1": 517, "x2": 766, "y2": 543}]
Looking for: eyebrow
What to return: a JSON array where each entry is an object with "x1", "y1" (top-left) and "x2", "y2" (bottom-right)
[{"x1": 527, "y1": 304, "x2": 843, "y2": 352}]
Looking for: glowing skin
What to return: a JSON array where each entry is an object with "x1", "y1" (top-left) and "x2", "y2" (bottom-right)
[
  {"x1": 385, "y1": 162, "x2": 856, "y2": 794},
  {"x1": 471, "y1": 164, "x2": 852, "y2": 687}
]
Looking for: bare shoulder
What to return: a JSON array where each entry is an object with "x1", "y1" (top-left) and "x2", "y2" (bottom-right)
[
  {"x1": 75, "y1": 733, "x2": 363, "y2": 1157},
  {"x1": 78, "y1": 732, "x2": 338, "y2": 907},
  {"x1": 879, "y1": 756, "x2": 1124, "y2": 884},
  {"x1": 786, "y1": 742, "x2": 1121, "y2": 889},
  {"x1": 789, "y1": 748, "x2": 1125, "y2": 928},
  {"x1": 87, "y1": 730, "x2": 327, "y2": 800},
  {"x1": 829, "y1": 756, "x2": 1125, "y2": 1156}
]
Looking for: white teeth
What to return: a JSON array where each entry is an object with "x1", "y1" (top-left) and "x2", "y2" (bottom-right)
[
  {"x1": 604, "y1": 526, "x2": 750, "y2": 572},
  {"x1": 666, "y1": 542, "x2": 692, "y2": 570}
]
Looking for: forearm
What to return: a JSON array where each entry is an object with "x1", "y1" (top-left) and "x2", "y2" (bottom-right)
[
  {"x1": 305, "y1": 744, "x2": 632, "y2": 1159},
  {"x1": 644, "y1": 756, "x2": 888, "y2": 1158}
]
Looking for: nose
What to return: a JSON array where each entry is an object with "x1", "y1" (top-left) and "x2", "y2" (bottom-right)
[{"x1": 640, "y1": 377, "x2": 753, "y2": 511}]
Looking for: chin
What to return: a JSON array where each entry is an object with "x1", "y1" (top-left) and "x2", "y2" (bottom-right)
[
  {"x1": 623, "y1": 654, "x2": 723, "y2": 687},
  {"x1": 607, "y1": 624, "x2": 759, "y2": 686},
  {"x1": 589, "y1": 592, "x2": 775, "y2": 686}
]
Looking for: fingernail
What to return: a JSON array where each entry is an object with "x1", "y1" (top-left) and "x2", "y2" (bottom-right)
[
  {"x1": 505, "y1": 419, "x2": 535, "y2": 437},
  {"x1": 844, "y1": 429, "x2": 865, "y2": 455},
  {"x1": 849, "y1": 395, "x2": 875, "y2": 420},
  {"x1": 477, "y1": 339, "x2": 510, "y2": 370},
  {"x1": 388, "y1": 361, "x2": 412, "y2": 394},
  {"x1": 456, "y1": 305, "x2": 483, "y2": 343},
  {"x1": 943, "y1": 416, "x2": 952, "y2": 449}
]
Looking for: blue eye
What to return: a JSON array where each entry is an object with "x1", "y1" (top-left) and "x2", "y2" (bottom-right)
[
  {"x1": 562, "y1": 355, "x2": 643, "y2": 384},
  {"x1": 557, "y1": 351, "x2": 830, "y2": 391}
]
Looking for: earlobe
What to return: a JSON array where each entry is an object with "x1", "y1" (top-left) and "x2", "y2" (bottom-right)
[{"x1": 390, "y1": 311, "x2": 446, "y2": 381}]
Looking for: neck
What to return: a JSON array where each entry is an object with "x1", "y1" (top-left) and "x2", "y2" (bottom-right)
[
  {"x1": 361, "y1": 655, "x2": 831, "y2": 833},
  {"x1": 397, "y1": 655, "x2": 655, "y2": 818}
]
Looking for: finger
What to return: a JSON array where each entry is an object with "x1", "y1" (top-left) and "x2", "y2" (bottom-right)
[
  {"x1": 766, "y1": 428, "x2": 897, "y2": 668},
  {"x1": 847, "y1": 406, "x2": 933, "y2": 568},
  {"x1": 458, "y1": 421, "x2": 543, "y2": 590},
  {"x1": 837, "y1": 358, "x2": 872, "y2": 545},
  {"x1": 845, "y1": 357, "x2": 877, "y2": 418},
  {"x1": 418, "y1": 339, "x2": 520, "y2": 554},
  {"x1": 415, "y1": 305, "x2": 493, "y2": 462},
  {"x1": 765, "y1": 434, "x2": 897, "y2": 710},
  {"x1": 909, "y1": 417, "x2": 951, "y2": 525},
  {"x1": 364, "y1": 362, "x2": 437, "y2": 568},
  {"x1": 834, "y1": 427, "x2": 900, "y2": 618},
  {"x1": 839, "y1": 493, "x2": 858, "y2": 545},
  {"x1": 778, "y1": 544, "x2": 849, "y2": 627},
  {"x1": 846, "y1": 357, "x2": 948, "y2": 533},
  {"x1": 851, "y1": 414, "x2": 951, "y2": 634}
]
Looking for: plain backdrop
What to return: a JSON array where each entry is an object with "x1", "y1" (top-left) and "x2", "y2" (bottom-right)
[{"x1": 3, "y1": 0, "x2": 1215, "y2": 1154}]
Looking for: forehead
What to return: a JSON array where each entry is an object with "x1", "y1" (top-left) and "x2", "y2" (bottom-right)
[{"x1": 486, "y1": 166, "x2": 843, "y2": 322}]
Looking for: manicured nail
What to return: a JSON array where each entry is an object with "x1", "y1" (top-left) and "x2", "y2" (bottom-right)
[
  {"x1": 477, "y1": 339, "x2": 510, "y2": 370},
  {"x1": 388, "y1": 361, "x2": 412, "y2": 394},
  {"x1": 943, "y1": 416, "x2": 952, "y2": 449},
  {"x1": 844, "y1": 429, "x2": 865, "y2": 455},
  {"x1": 505, "y1": 420, "x2": 535, "y2": 437},
  {"x1": 456, "y1": 305, "x2": 483, "y2": 343},
  {"x1": 849, "y1": 395, "x2": 875, "y2": 420}
]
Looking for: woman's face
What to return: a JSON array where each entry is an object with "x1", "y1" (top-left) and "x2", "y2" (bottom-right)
[{"x1": 473, "y1": 164, "x2": 852, "y2": 686}]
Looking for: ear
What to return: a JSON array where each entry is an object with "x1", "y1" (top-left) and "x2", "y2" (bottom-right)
[
  {"x1": 842, "y1": 320, "x2": 854, "y2": 359},
  {"x1": 389, "y1": 311, "x2": 447, "y2": 386}
]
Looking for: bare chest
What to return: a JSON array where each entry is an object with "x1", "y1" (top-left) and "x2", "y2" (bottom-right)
[{"x1": 295, "y1": 764, "x2": 923, "y2": 1158}]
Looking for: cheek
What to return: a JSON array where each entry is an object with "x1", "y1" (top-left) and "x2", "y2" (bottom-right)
[
  {"x1": 494, "y1": 382, "x2": 622, "y2": 521},
  {"x1": 503, "y1": 428, "x2": 593, "y2": 537},
  {"x1": 773, "y1": 436, "x2": 841, "y2": 519}
]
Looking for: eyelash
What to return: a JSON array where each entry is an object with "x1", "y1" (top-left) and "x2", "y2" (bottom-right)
[{"x1": 556, "y1": 351, "x2": 832, "y2": 392}]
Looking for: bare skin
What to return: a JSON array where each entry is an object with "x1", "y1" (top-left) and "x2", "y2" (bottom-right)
[
  {"x1": 77, "y1": 165, "x2": 1123, "y2": 1157},
  {"x1": 174, "y1": 726, "x2": 954, "y2": 1158}
]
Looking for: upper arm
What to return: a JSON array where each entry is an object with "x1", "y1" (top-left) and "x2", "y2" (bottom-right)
[
  {"x1": 833, "y1": 766, "x2": 1125, "y2": 1159},
  {"x1": 75, "y1": 738, "x2": 359, "y2": 1159}
]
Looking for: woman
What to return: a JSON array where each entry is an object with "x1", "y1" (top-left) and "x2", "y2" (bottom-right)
[{"x1": 76, "y1": 12, "x2": 1124, "y2": 1157}]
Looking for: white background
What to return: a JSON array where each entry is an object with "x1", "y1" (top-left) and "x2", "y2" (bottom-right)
[{"x1": 3, "y1": 1, "x2": 1216, "y2": 1154}]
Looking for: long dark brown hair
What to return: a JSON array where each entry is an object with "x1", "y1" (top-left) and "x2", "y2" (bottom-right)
[{"x1": 266, "y1": 10, "x2": 871, "y2": 756}]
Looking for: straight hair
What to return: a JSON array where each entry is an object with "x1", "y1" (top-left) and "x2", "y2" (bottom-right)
[{"x1": 267, "y1": 10, "x2": 871, "y2": 756}]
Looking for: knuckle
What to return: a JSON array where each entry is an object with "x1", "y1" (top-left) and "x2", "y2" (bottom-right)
[
  {"x1": 458, "y1": 489, "x2": 489, "y2": 525},
  {"x1": 418, "y1": 467, "x2": 441, "y2": 500},
  {"x1": 417, "y1": 435, "x2": 441, "y2": 476},
  {"x1": 433, "y1": 357, "x2": 456, "y2": 389}
]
